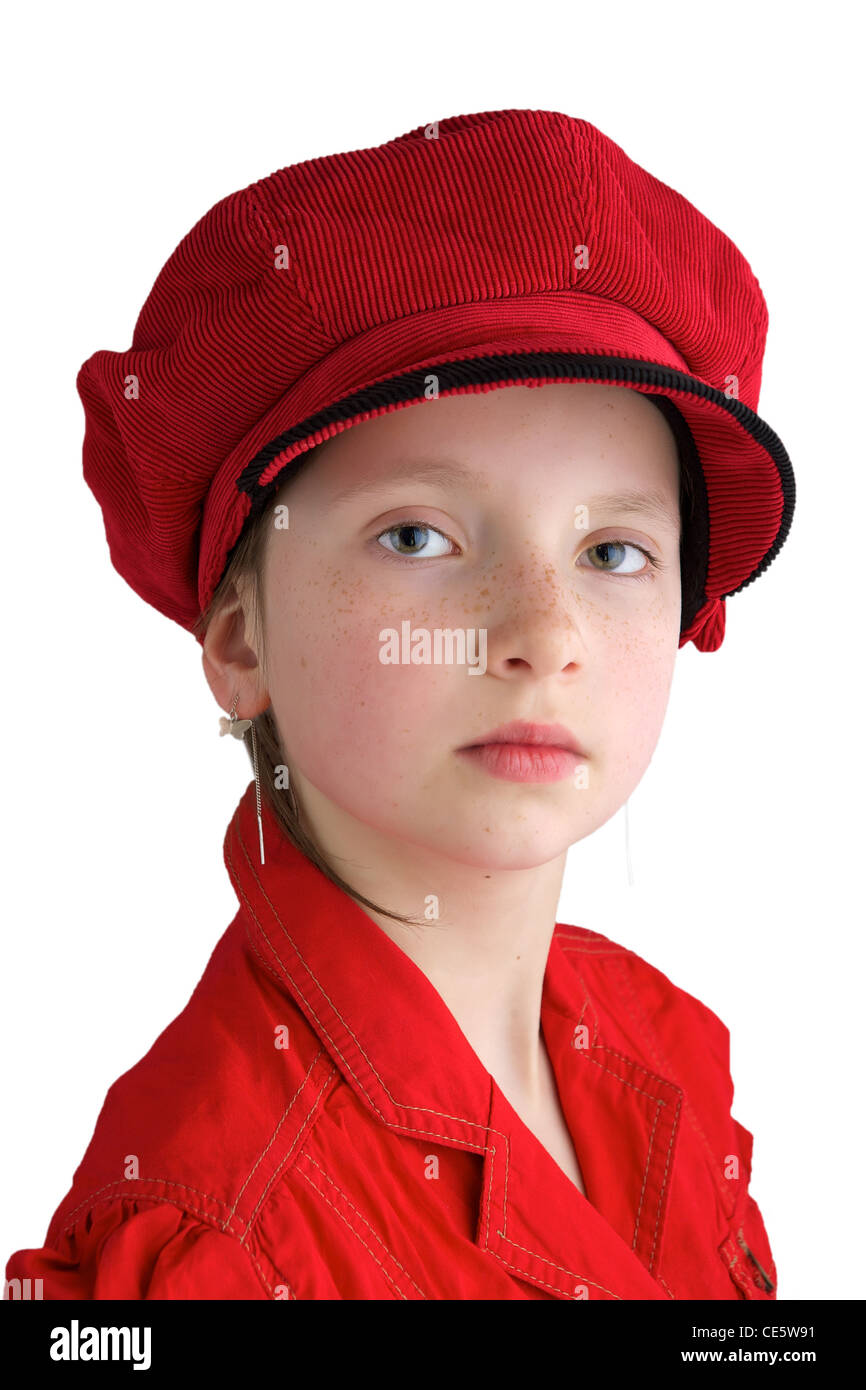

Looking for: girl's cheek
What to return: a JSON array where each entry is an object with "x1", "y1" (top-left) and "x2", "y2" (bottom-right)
[
  {"x1": 269, "y1": 566, "x2": 446, "y2": 759},
  {"x1": 599, "y1": 624, "x2": 678, "y2": 778}
]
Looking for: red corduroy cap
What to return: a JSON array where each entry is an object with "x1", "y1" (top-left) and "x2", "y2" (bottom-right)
[{"x1": 77, "y1": 109, "x2": 794, "y2": 652}]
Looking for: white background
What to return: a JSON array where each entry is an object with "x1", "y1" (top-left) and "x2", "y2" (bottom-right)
[{"x1": 2, "y1": 0, "x2": 862, "y2": 1301}]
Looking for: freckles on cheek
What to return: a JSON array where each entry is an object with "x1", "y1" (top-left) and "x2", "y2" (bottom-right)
[
  {"x1": 279, "y1": 563, "x2": 444, "y2": 766},
  {"x1": 599, "y1": 622, "x2": 676, "y2": 767},
  {"x1": 316, "y1": 630, "x2": 455, "y2": 756}
]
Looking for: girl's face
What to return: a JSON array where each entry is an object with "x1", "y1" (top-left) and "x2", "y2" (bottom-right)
[{"x1": 260, "y1": 383, "x2": 682, "y2": 870}]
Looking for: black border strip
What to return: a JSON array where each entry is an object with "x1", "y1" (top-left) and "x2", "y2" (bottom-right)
[
  {"x1": 235, "y1": 352, "x2": 795, "y2": 601},
  {"x1": 645, "y1": 393, "x2": 710, "y2": 636}
]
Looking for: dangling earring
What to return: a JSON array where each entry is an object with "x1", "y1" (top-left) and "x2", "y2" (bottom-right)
[
  {"x1": 624, "y1": 797, "x2": 634, "y2": 887},
  {"x1": 220, "y1": 693, "x2": 265, "y2": 866},
  {"x1": 285, "y1": 766, "x2": 300, "y2": 820}
]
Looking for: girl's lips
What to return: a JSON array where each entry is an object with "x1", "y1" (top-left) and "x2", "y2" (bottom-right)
[
  {"x1": 456, "y1": 743, "x2": 585, "y2": 783},
  {"x1": 461, "y1": 719, "x2": 586, "y2": 756}
]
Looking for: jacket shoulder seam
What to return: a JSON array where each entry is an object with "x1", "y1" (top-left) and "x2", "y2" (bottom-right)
[
  {"x1": 54, "y1": 1188, "x2": 292, "y2": 1298},
  {"x1": 553, "y1": 923, "x2": 629, "y2": 953},
  {"x1": 59, "y1": 1180, "x2": 236, "y2": 1236}
]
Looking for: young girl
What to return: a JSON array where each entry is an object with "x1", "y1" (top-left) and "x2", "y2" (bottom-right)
[{"x1": 5, "y1": 108, "x2": 793, "y2": 1301}]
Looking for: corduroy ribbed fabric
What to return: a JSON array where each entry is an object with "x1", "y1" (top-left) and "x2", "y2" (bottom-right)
[{"x1": 76, "y1": 109, "x2": 794, "y2": 651}]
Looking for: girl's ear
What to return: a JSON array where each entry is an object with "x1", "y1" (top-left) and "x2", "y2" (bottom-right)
[{"x1": 200, "y1": 587, "x2": 270, "y2": 718}]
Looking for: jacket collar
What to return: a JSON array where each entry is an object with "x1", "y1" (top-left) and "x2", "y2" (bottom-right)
[{"x1": 225, "y1": 781, "x2": 680, "y2": 1300}]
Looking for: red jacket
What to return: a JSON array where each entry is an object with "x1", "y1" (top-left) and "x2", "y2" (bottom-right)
[{"x1": 5, "y1": 781, "x2": 777, "y2": 1301}]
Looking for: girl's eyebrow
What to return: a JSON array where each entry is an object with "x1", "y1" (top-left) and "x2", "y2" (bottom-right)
[
  {"x1": 582, "y1": 486, "x2": 680, "y2": 530},
  {"x1": 328, "y1": 458, "x2": 480, "y2": 505},
  {"x1": 328, "y1": 458, "x2": 678, "y2": 529}
]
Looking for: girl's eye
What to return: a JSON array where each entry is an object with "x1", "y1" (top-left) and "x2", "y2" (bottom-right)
[
  {"x1": 580, "y1": 539, "x2": 661, "y2": 579},
  {"x1": 374, "y1": 523, "x2": 660, "y2": 578},
  {"x1": 375, "y1": 521, "x2": 456, "y2": 559}
]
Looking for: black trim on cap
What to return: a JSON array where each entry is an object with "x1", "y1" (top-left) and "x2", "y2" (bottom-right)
[
  {"x1": 235, "y1": 352, "x2": 794, "y2": 613},
  {"x1": 644, "y1": 393, "x2": 710, "y2": 635}
]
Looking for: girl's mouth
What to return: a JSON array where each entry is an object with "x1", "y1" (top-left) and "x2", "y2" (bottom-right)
[{"x1": 456, "y1": 743, "x2": 585, "y2": 783}]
